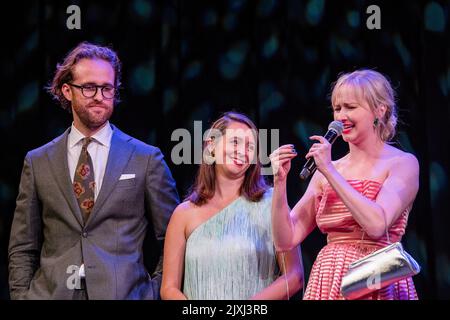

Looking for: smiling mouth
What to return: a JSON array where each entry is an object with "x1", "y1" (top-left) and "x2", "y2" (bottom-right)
[
  {"x1": 342, "y1": 123, "x2": 354, "y2": 132},
  {"x1": 231, "y1": 157, "x2": 246, "y2": 165}
]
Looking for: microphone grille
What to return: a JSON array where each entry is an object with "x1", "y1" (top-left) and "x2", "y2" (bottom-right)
[{"x1": 328, "y1": 121, "x2": 344, "y2": 136}]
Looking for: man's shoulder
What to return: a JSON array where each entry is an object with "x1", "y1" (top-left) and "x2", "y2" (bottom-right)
[
  {"x1": 114, "y1": 127, "x2": 161, "y2": 156},
  {"x1": 27, "y1": 129, "x2": 69, "y2": 159}
]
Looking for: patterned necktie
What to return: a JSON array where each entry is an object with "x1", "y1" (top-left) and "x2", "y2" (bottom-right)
[{"x1": 73, "y1": 137, "x2": 95, "y2": 224}]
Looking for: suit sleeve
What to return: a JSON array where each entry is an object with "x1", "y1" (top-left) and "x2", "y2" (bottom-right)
[
  {"x1": 144, "y1": 147, "x2": 180, "y2": 280},
  {"x1": 8, "y1": 152, "x2": 43, "y2": 299}
]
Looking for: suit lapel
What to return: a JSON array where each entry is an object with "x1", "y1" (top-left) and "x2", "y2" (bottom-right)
[
  {"x1": 46, "y1": 128, "x2": 84, "y2": 227},
  {"x1": 86, "y1": 126, "x2": 135, "y2": 225}
]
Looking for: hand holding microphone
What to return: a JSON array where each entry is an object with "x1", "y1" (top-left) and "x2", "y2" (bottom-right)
[
  {"x1": 300, "y1": 121, "x2": 344, "y2": 180},
  {"x1": 270, "y1": 121, "x2": 343, "y2": 182}
]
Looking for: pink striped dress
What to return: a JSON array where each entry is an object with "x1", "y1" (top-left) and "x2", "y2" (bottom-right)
[{"x1": 304, "y1": 179, "x2": 418, "y2": 300}]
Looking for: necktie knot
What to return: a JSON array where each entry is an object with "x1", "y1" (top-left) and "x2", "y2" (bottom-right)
[{"x1": 82, "y1": 137, "x2": 93, "y2": 151}]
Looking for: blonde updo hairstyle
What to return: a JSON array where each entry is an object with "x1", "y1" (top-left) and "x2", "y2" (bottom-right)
[{"x1": 331, "y1": 69, "x2": 398, "y2": 142}]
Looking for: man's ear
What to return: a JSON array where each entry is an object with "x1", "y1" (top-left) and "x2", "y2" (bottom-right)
[{"x1": 61, "y1": 83, "x2": 73, "y2": 102}]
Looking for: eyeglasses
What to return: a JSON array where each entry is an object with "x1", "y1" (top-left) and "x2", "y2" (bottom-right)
[{"x1": 67, "y1": 83, "x2": 116, "y2": 99}]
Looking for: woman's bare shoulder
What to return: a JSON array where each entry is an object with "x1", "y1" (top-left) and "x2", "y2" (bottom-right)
[
  {"x1": 171, "y1": 200, "x2": 198, "y2": 221},
  {"x1": 385, "y1": 145, "x2": 419, "y2": 167},
  {"x1": 377, "y1": 146, "x2": 419, "y2": 184}
]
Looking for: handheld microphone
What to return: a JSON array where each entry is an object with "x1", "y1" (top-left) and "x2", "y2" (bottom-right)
[{"x1": 299, "y1": 121, "x2": 344, "y2": 180}]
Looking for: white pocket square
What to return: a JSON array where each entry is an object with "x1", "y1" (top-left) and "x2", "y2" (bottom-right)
[{"x1": 119, "y1": 174, "x2": 135, "y2": 180}]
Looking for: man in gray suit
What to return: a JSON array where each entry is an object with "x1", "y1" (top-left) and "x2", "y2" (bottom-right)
[{"x1": 8, "y1": 42, "x2": 180, "y2": 299}]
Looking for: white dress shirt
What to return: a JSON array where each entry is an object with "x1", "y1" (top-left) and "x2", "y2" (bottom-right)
[{"x1": 67, "y1": 121, "x2": 113, "y2": 200}]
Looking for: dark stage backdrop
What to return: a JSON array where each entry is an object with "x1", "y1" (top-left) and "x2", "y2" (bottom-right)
[{"x1": 0, "y1": 0, "x2": 448, "y2": 299}]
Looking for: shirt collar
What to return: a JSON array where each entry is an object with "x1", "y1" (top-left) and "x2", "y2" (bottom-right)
[{"x1": 68, "y1": 121, "x2": 113, "y2": 149}]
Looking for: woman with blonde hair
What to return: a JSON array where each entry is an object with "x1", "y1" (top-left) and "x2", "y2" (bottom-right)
[
  {"x1": 271, "y1": 69, "x2": 419, "y2": 299},
  {"x1": 161, "y1": 112, "x2": 303, "y2": 300}
]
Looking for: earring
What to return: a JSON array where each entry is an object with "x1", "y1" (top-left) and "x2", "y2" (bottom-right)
[
  {"x1": 203, "y1": 149, "x2": 215, "y2": 165},
  {"x1": 373, "y1": 118, "x2": 379, "y2": 127}
]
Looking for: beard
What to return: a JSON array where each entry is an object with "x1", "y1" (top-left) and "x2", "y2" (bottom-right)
[{"x1": 72, "y1": 99, "x2": 114, "y2": 130}]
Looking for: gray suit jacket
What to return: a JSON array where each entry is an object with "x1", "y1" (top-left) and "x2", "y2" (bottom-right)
[{"x1": 8, "y1": 125, "x2": 179, "y2": 299}]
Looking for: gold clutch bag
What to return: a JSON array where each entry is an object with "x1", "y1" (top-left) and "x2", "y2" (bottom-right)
[{"x1": 340, "y1": 241, "x2": 421, "y2": 300}]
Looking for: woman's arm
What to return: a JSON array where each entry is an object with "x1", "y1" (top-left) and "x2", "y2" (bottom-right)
[
  {"x1": 270, "y1": 145, "x2": 321, "y2": 251},
  {"x1": 249, "y1": 245, "x2": 304, "y2": 300},
  {"x1": 307, "y1": 136, "x2": 420, "y2": 239},
  {"x1": 160, "y1": 204, "x2": 189, "y2": 300}
]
